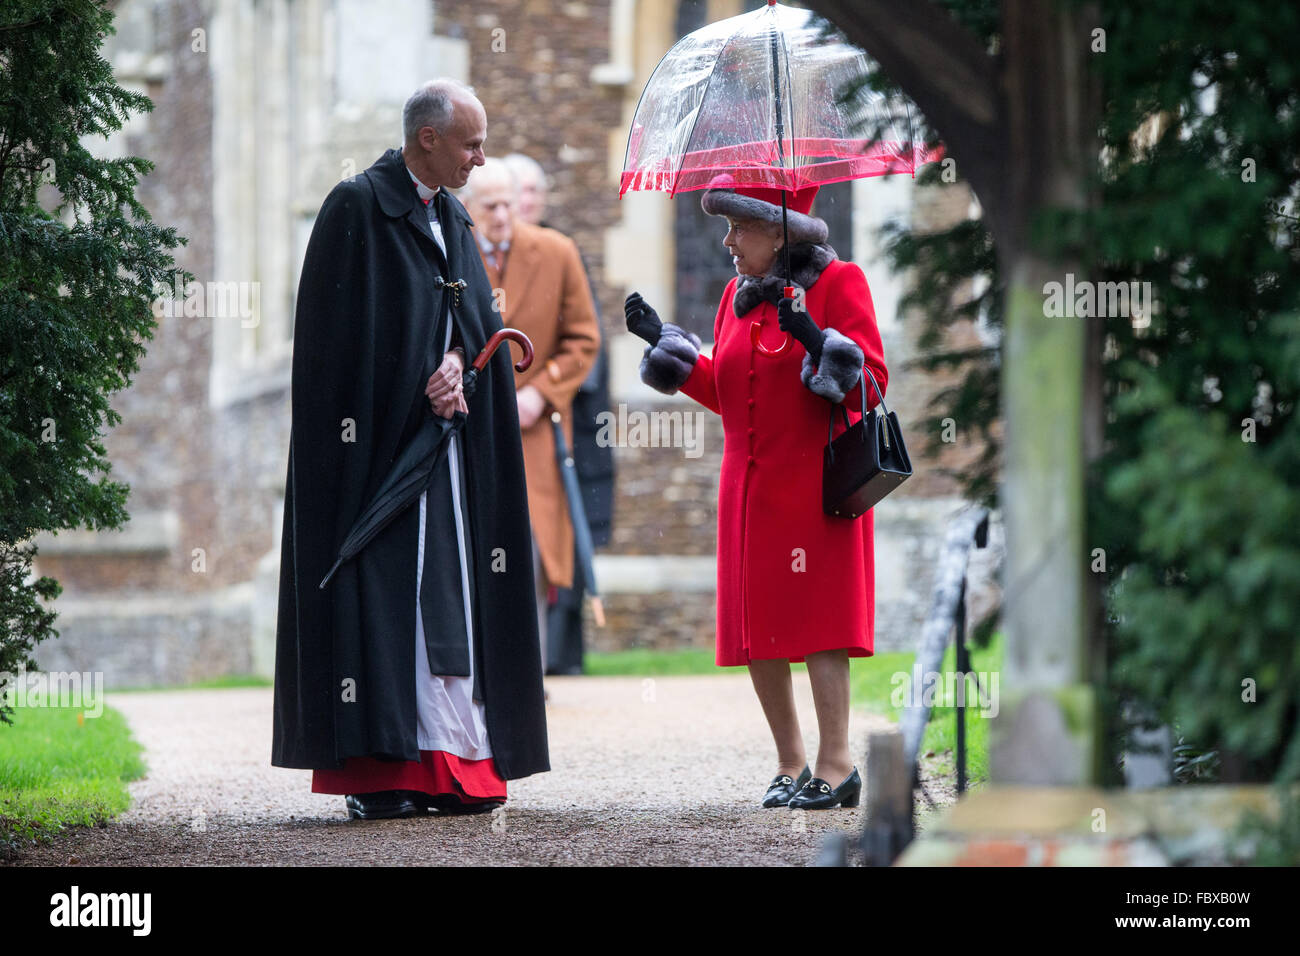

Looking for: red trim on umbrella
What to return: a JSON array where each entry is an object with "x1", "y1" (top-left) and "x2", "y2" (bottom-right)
[
  {"x1": 620, "y1": 139, "x2": 945, "y2": 197},
  {"x1": 621, "y1": 138, "x2": 946, "y2": 197}
]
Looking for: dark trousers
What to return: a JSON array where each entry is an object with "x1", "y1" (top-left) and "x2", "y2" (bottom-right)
[{"x1": 545, "y1": 542, "x2": 586, "y2": 675}]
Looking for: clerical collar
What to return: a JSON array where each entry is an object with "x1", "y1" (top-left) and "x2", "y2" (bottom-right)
[{"x1": 406, "y1": 165, "x2": 440, "y2": 206}]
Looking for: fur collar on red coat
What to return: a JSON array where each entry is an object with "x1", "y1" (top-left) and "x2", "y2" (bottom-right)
[{"x1": 732, "y1": 241, "x2": 838, "y2": 317}]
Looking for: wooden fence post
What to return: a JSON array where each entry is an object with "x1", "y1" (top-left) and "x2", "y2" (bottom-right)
[{"x1": 861, "y1": 728, "x2": 913, "y2": 865}]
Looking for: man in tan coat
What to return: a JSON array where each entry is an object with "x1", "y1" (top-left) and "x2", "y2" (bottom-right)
[{"x1": 458, "y1": 159, "x2": 600, "y2": 663}]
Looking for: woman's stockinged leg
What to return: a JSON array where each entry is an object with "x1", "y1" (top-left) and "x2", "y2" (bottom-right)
[
  {"x1": 747, "y1": 658, "x2": 806, "y2": 777},
  {"x1": 805, "y1": 649, "x2": 854, "y2": 785}
]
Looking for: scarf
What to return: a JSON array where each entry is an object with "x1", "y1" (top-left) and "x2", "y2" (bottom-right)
[{"x1": 731, "y1": 241, "x2": 838, "y2": 317}]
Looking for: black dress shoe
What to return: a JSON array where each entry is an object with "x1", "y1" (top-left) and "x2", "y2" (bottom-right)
[
  {"x1": 788, "y1": 768, "x2": 862, "y2": 809},
  {"x1": 761, "y1": 765, "x2": 811, "y2": 808},
  {"x1": 413, "y1": 792, "x2": 505, "y2": 815},
  {"x1": 345, "y1": 790, "x2": 420, "y2": 820}
]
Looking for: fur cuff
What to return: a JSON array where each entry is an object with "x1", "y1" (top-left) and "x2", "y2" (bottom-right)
[
  {"x1": 801, "y1": 327, "x2": 863, "y2": 403},
  {"x1": 640, "y1": 323, "x2": 701, "y2": 394}
]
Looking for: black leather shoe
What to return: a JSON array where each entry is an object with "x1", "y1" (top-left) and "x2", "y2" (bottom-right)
[
  {"x1": 788, "y1": 768, "x2": 862, "y2": 809},
  {"x1": 413, "y1": 792, "x2": 505, "y2": 815},
  {"x1": 345, "y1": 790, "x2": 420, "y2": 820},
  {"x1": 761, "y1": 765, "x2": 811, "y2": 808}
]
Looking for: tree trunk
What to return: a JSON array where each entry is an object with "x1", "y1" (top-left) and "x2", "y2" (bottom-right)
[{"x1": 807, "y1": 0, "x2": 1105, "y2": 784}]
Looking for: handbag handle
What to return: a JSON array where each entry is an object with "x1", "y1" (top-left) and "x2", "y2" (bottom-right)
[{"x1": 827, "y1": 364, "x2": 890, "y2": 451}]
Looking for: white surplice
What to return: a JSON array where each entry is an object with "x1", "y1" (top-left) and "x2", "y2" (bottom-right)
[{"x1": 409, "y1": 167, "x2": 492, "y2": 760}]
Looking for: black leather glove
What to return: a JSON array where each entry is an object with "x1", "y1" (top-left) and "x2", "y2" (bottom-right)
[
  {"x1": 624, "y1": 291, "x2": 663, "y2": 346},
  {"x1": 778, "y1": 295, "x2": 823, "y2": 366}
]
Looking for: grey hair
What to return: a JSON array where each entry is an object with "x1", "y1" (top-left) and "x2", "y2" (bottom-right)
[
  {"x1": 503, "y1": 153, "x2": 548, "y2": 191},
  {"x1": 456, "y1": 157, "x2": 517, "y2": 205},
  {"x1": 403, "y1": 78, "x2": 477, "y2": 143}
]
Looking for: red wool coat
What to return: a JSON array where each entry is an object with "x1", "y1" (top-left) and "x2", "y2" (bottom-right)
[{"x1": 679, "y1": 258, "x2": 889, "y2": 666}]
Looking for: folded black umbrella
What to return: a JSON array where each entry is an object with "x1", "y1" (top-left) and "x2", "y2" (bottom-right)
[{"x1": 319, "y1": 329, "x2": 534, "y2": 590}]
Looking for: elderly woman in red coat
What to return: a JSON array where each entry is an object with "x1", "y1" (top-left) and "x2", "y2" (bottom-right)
[{"x1": 625, "y1": 184, "x2": 887, "y2": 810}]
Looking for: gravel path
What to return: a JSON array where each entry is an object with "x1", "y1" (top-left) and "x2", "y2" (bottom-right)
[{"x1": 10, "y1": 675, "x2": 952, "y2": 866}]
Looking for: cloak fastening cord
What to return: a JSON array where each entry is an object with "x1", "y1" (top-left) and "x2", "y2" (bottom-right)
[{"x1": 435, "y1": 276, "x2": 468, "y2": 308}]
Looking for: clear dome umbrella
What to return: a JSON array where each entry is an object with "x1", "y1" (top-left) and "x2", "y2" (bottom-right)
[{"x1": 619, "y1": 0, "x2": 943, "y2": 287}]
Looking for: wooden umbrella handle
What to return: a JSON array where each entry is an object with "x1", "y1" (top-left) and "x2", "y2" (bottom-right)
[{"x1": 472, "y1": 328, "x2": 534, "y2": 373}]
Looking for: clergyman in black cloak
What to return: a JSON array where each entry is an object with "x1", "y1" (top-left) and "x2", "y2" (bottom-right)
[{"x1": 271, "y1": 80, "x2": 549, "y2": 812}]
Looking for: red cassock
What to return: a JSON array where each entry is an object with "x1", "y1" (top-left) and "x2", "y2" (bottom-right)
[
  {"x1": 679, "y1": 258, "x2": 888, "y2": 666},
  {"x1": 311, "y1": 751, "x2": 506, "y2": 804}
]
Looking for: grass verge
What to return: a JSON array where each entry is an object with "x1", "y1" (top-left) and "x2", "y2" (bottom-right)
[{"x1": 0, "y1": 704, "x2": 145, "y2": 859}]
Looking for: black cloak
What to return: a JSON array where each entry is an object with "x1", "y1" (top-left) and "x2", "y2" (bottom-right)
[{"x1": 272, "y1": 148, "x2": 549, "y2": 780}]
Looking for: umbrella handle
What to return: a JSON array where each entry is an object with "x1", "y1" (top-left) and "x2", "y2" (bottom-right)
[
  {"x1": 459, "y1": 329, "x2": 534, "y2": 402},
  {"x1": 472, "y1": 328, "x2": 534, "y2": 374}
]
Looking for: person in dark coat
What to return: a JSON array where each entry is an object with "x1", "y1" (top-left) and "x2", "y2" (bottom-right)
[
  {"x1": 505, "y1": 152, "x2": 615, "y2": 675},
  {"x1": 626, "y1": 184, "x2": 888, "y2": 811},
  {"x1": 460, "y1": 159, "x2": 600, "y2": 673},
  {"x1": 272, "y1": 79, "x2": 549, "y2": 820}
]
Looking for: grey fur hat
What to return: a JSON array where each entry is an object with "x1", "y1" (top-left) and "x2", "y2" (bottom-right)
[{"x1": 700, "y1": 188, "x2": 828, "y2": 245}]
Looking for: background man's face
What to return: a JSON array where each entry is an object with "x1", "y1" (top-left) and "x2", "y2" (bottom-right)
[
  {"x1": 466, "y1": 174, "x2": 517, "y2": 246},
  {"x1": 515, "y1": 173, "x2": 545, "y2": 225},
  {"x1": 428, "y1": 98, "x2": 486, "y2": 189}
]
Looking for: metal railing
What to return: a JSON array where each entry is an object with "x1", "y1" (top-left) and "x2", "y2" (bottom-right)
[{"x1": 818, "y1": 506, "x2": 991, "y2": 867}]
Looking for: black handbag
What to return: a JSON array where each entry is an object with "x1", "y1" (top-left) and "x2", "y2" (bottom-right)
[{"x1": 823, "y1": 365, "x2": 912, "y2": 518}]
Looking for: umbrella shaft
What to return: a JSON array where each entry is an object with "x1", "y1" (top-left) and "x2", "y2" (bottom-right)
[
  {"x1": 769, "y1": 20, "x2": 792, "y2": 286},
  {"x1": 781, "y1": 194, "x2": 791, "y2": 284},
  {"x1": 769, "y1": 24, "x2": 785, "y2": 157}
]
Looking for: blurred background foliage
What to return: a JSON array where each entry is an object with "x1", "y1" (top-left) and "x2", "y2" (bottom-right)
[
  {"x1": 0, "y1": 0, "x2": 187, "y2": 720},
  {"x1": 853, "y1": 0, "x2": 1299, "y2": 784}
]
